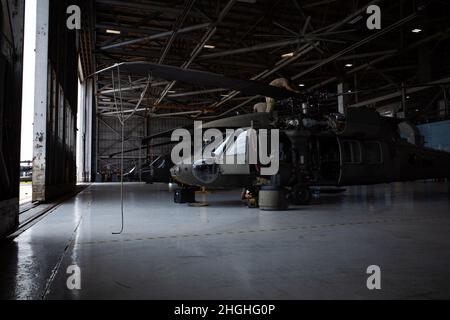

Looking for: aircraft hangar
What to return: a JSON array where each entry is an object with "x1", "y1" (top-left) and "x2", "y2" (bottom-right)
[{"x1": 1, "y1": 0, "x2": 450, "y2": 301}]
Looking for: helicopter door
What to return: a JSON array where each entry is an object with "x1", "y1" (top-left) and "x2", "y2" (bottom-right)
[
  {"x1": 317, "y1": 137, "x2": 340, "y2": 184},
  {"x1": 338, "y1": 139, "x2": 389, "y2": 185},
  {"x1": 337, "y1": 139, "x2": 365, "y2": 185}
]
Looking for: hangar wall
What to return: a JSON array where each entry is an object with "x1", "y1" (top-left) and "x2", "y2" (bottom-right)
[
  {"x1": 95, "y1": 116, "x2": 192, "y2": 181},
  {"x1": 32, "y1": 0, "x2": 79, "y2": 201},
  {"x1": 96, "y1": 116, "x2": 147, "y2": 181},
  {"x1": 0, "y1": 0, "x2": 24, "y2": 238},
  {"x1": 146, "y1": 118, "x2": 194, "y2": 158}
]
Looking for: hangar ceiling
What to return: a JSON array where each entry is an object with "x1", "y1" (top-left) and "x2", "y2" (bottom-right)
[
  {"x1": 81, "y1": 0, "x2": 450, "y2": 121},
  {"x1": 77, "y1": 0, "x2": 450, "y2": 174}
]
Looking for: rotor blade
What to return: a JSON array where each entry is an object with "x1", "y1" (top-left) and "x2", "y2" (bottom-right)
[
  {"x1": 141, "y1": 124, "x2": 195, "y2": 145},
  {"x1": 109, "y1": 123, "x2": 194, "y2": 159},
  {"x1": 96, "y1": 62, "x2": 299, "y2": 100},
  {"x1": 203, "y1": 113, "x2": 272, "y2": 129},
  {"x1": 108, "y1": 140, "x2": 177, "y2": 158}
]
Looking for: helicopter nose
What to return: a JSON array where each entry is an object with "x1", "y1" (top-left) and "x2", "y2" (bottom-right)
[{"x1": 192, "y1": 160, "x2": 220, "y2": 184}]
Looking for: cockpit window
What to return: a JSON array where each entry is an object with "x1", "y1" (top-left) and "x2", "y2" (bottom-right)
[
  {"x1": 226, "y1": 131, "x2": 247, "y2": 156},
  {"x1": 213, "y1": 129, "x2": 248, "y2": 158}
]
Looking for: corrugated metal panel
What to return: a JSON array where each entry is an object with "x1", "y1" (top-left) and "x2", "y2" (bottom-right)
[
  {"x1": 146, "y1": 118, "x2": 193, "y2": 159},
  {"x1": 95, "y1": 116, "x2": 193, "y2": 179},
  {"x1": 97, "y1": 116, "x2": 146, "y2": 173}
]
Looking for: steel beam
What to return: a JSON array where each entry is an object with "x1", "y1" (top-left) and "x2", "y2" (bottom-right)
[
  {"x1": 291, "y1": 13, "x2": 418, "y2": 81},
  {"x1": 210, "y1": 43, "x2": 317, "y2": 110},
  {"x1": 95, "y1": 0, "x2": 209, "y2": 20},
  {"x1": 349, "y1": 77, "x2": 450, "y2": 108},
  {"x1": 95, "y1": 23, "x2": 168, "y2": 35},
  {"x1": 307, "y1": 32, "x2": 448, "y2": 92},
  {"x1": 292, "y1": 50, "x2": 397, "y2": 67},
  {"x1": 197, "y1": 29, "x2": 354, "y2": 60},
  {"x1": 207, "y1": 0, "x2": 383, "y2": 114},
  {"x1": 199, "y1": 38, "x2": 304, "y2": 60},
  {"x1": 168, "y1": 88, "x2": 227, "y2": 98},
  {"x1": 155, "y1": 0, "x2": 238, "y2": 105},
  {"x1": 159, "y1": 0, "x2": 197, "y2": 64},
  {"x1": 100, "y1": 23, "x2": 210, "y2": 51},
  {"x1": 102, "y1": 109, "x2": 202, "y2": 117}
]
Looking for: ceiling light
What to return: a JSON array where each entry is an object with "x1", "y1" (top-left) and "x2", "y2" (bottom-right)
[
  {"x1": 204, "y1": 44, "x2": 216, "y2": 49},
  {"x1": 106, "y1": 29, "x2": 121, "y2": 35},
  {"x1": 281, "y1": 52, "x2": 295, "y2": 59},
  {"x1": 412, "y1": 28, "x2": 422, "y2": 33},
  {"x1": 345, "y1": 63, "x2": 353, "y2": 68},
  {"x1": 298, "y1": 84, "x2": 305, "y2": 87}
]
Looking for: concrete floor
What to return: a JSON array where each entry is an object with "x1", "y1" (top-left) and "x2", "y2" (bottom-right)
[{"x1": 1, "y1": 182, "x2": 450, "y2": 300}]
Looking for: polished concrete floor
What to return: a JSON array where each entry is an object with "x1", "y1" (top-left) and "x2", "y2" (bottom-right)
[{"x1": 1, "y1": 182, "x2": 450, "y2": 300}]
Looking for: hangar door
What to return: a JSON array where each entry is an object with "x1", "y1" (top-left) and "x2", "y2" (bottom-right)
[{"x1": 0, "y1": 0, "x2": 25, "y2": 238}]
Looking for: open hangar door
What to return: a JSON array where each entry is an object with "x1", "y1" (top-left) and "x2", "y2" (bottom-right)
[
  {"x1": 0, "y1": 0, "x2": 24, "y2": 238},
  {"x1": 1, "y1": 0, "x2": 87, "y2": 239},
  {"x1": 31, "y1": 0, "x2": 81, "y2": 202}
]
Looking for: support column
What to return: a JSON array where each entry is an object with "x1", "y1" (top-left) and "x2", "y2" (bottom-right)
[
  {"x1": 400, "y1": 82, "x2": 407, "y2": 119},
  {"x1": 76, "y1": 78, "x2": 94, "y2": 183},
  {"x1": 32, "y1": 0, "x2": 49, "y2": 201},
  {"x1": 76, "y1": 79, "x2": 84, "y2": 182},
  {"x1": 85, "y1": 78, "x2": 93, "y2": 182},
  {"x1": 337, "y1": 82, "x2": 348, "y2": 114}
]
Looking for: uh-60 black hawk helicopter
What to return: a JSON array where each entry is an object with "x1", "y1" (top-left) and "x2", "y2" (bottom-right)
[{"x1": 104, "y1": 62, "x2": 450, "y2": 208}]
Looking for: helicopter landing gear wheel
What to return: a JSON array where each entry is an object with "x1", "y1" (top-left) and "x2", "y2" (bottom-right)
[
  {"x1": 174, "y1": 187, "x2": 196, "y2": 204},
  {"x1": 242, "y1": 187, "x2": 259, "y2": 208},
  {"x1": 291, "y1": 185, "x2": 312, "y2": 205}
]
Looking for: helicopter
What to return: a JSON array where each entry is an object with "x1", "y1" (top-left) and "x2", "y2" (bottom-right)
[
  {"x1": 168, "y1": 106, "x2": 450, "y2": 206},
  {"x1": 124, "y1": 154, "x2": 173, "y2": 184},
  {"x1": 101, "y1": 62, "x2": 450, "y2": 206}
]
